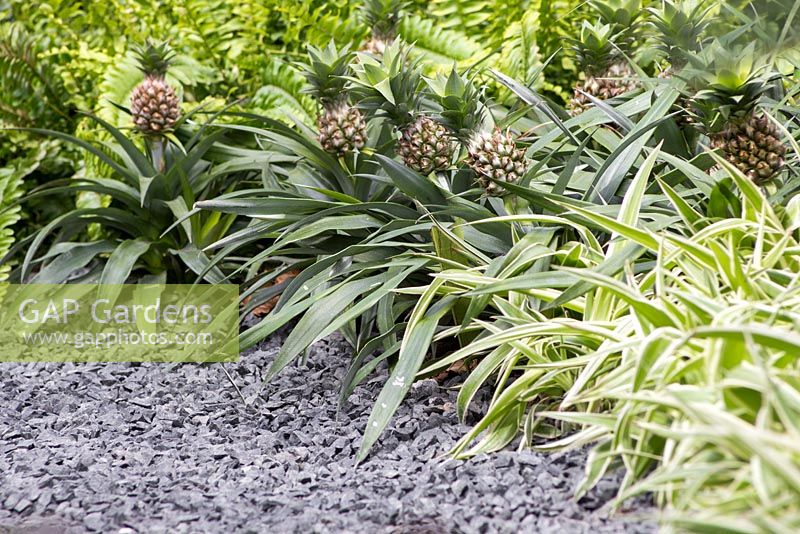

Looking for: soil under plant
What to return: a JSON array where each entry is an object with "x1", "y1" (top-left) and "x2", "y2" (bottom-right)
[{"x1": 0, "y1": 331, "x2": 653, "y2": 533}]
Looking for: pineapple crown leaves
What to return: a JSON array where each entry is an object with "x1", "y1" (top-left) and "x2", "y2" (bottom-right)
[
  {"x1": 588, "y1": 0, "x2": 647, "y2": 48},
  {"x1": 348, "y1": 41, "x2": 424, "y2": 127},
  {"x1": 588, "y1": 0, "x2": 644, "y2": 27},
  {"x1": 298, "y1": 40, "x2": 355, "y2": 106},
  {"x1": 649, "y1": 0, "x2": 714, "y2": 68},
  {"x1": 359, "y1": 0, "x2": 409, "y2": 39},
  {"x1": 571, "y1": 21, "x2": 620, "y2": 75},
  {"x1": 132, "y1": 39, "x2": 176, "y2": 78},
  {"x1": 426, "y1": 68, "x2": 485, "y2": 143},
  {"x1": 686, "y1": 41, "x2": 779, "y2": 126}
]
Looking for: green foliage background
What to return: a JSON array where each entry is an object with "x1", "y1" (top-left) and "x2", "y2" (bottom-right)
[{"x1": 0, "y1": 0, "x2": 587, "y2": 279}]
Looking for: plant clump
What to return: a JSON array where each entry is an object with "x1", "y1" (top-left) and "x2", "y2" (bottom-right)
[
  {"x1": 691, "y1": 42, "x2": 787, "y2": 184},
  {"x1": 350, "y1": 43, "x2": 457, "y2": 174},
  {"x1": 568, "y1": 22, "x2": 638, "y2": 115},
  {"x1": 430, "y1": 69, "x2": 530, "y2": 195}
]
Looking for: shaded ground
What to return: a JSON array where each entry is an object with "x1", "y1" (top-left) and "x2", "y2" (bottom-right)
[{"x1": 0, "y1": 332, "x2": 654, "y2": 533}]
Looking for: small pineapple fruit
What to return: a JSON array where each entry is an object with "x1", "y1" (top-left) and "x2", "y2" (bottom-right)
[
  {"x1": 430, "y1": 69, "x2": 529, "y2": 195},
  {"x1": 350, "y1": 43, "x2": 456, "y2": 174},
  {"x1": 359, "y1": 0, "x2": 407, "y2": 56},
  {"x1": 130, "y1": 40, "x2": 181, "y2": 135},
  {"x1": 396, "y1": 116, "x2": 454, "y2": 175},
  {"x1": 300, "y1": 42, "x2": 367, "y2": 157},
  {"x1": 691, "y1": 43, "x2": 786, "y2": 184},
  {"x1": 466, "y1": 129, "x2": 529, "y2": 196},
  {"x1": 569, "y1": 22, "x2": 638, "y2": 115},
  {"x1": 710, "y1": 114, "x2": 786, "y2": 183},
  {"x1": 317, "y1": 101, "x2": 368, "y2": 157}
]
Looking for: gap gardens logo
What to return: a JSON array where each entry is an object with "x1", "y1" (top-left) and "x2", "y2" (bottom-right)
[{"x1": 0, "y1": 284, "x2": 239, "y2": 362}]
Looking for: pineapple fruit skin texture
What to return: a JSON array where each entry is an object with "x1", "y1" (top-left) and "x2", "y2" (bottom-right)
[
  {"x1": 317, "y1": 102, "x2": 368, "y2": 157},
  {"x1": 467, "y1": 129, "x2": 529, "y2": 196},
  {"x1": 131, "y1": 76, "x2": 181, "y2": 135},
  {"x1": 569, "y1": 63, "x2": 638, "y2": 116},
  {"x1": 396, "y1": 117, "x2": 456, "y2": 175},
  {"x1": 712, "y1": 112, "x2": 786, "y2": 184}
]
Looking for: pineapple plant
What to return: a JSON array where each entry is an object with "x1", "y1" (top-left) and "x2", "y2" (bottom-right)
[
  {"x1": 650, "y1": 0, "x2": 713, "y2": 127},
  {"x1": 568, "y1": 21, "x2": 639, "y2": 115},
  {"x1": 359, "y1": 0, "x2": 407, "y2": 56},
  {"x1": 690, "y1": 43, "x2": 787, "y2": 184},
  {"x1": 299, "y1": 42, "x2": 367, "y2": 157},
  {"x1": 130, "y1": 40, "x2": 181, "y2": 135},
  {"x1": 429, "y1": 69, "x2": 529, "y2": 196},
  {"x1": 650, "y1": 0, "x2": 712, "y2": 76},
  {"x1": 350, "y1": 43, "x2": 456, "y2": 175}
]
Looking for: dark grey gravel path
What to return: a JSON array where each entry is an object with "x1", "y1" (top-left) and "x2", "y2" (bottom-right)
[{"x1": 0, "y1": 331, "x2": 654, "y2": 533}]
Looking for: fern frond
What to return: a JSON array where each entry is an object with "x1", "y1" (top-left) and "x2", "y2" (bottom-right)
[
  {"x1": 399, "y1": 15, "x2": 483, "y2": 67},
  {"x1": 251, "y1": 58, "x2": 316, "y2": 124},
  {"x1": 0, "y1": 22, "x2": 71, "y2": 127},
  {"x1": 0, "y1": 158, "x2": 28, "y2": 281},
  {"x1": 305, "y1": 13, "x2": 366, "y2": 48},
  {"x1": 489, "y1": 10, "x2": 548, "y2": 103},
  {"x1": 430, "y1": 0, "x2": 492, "y2": 34},
  {"x1": 172, "y1": 0, "x2": 248, "y2": 84},
  {"x1": 495, "y1": 11, "x2": 544, "y2": 86},
  {"x1": 430, "y1": 0, "x2": 531, "y2": 48},
  {"x1": 96, "y1": 54, "x2": 143, "y2": 126}
]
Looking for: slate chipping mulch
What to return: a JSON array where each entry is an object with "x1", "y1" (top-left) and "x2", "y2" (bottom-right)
[{"x1": 0, "y1": 331, "x2": 654, "y2": 533}]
